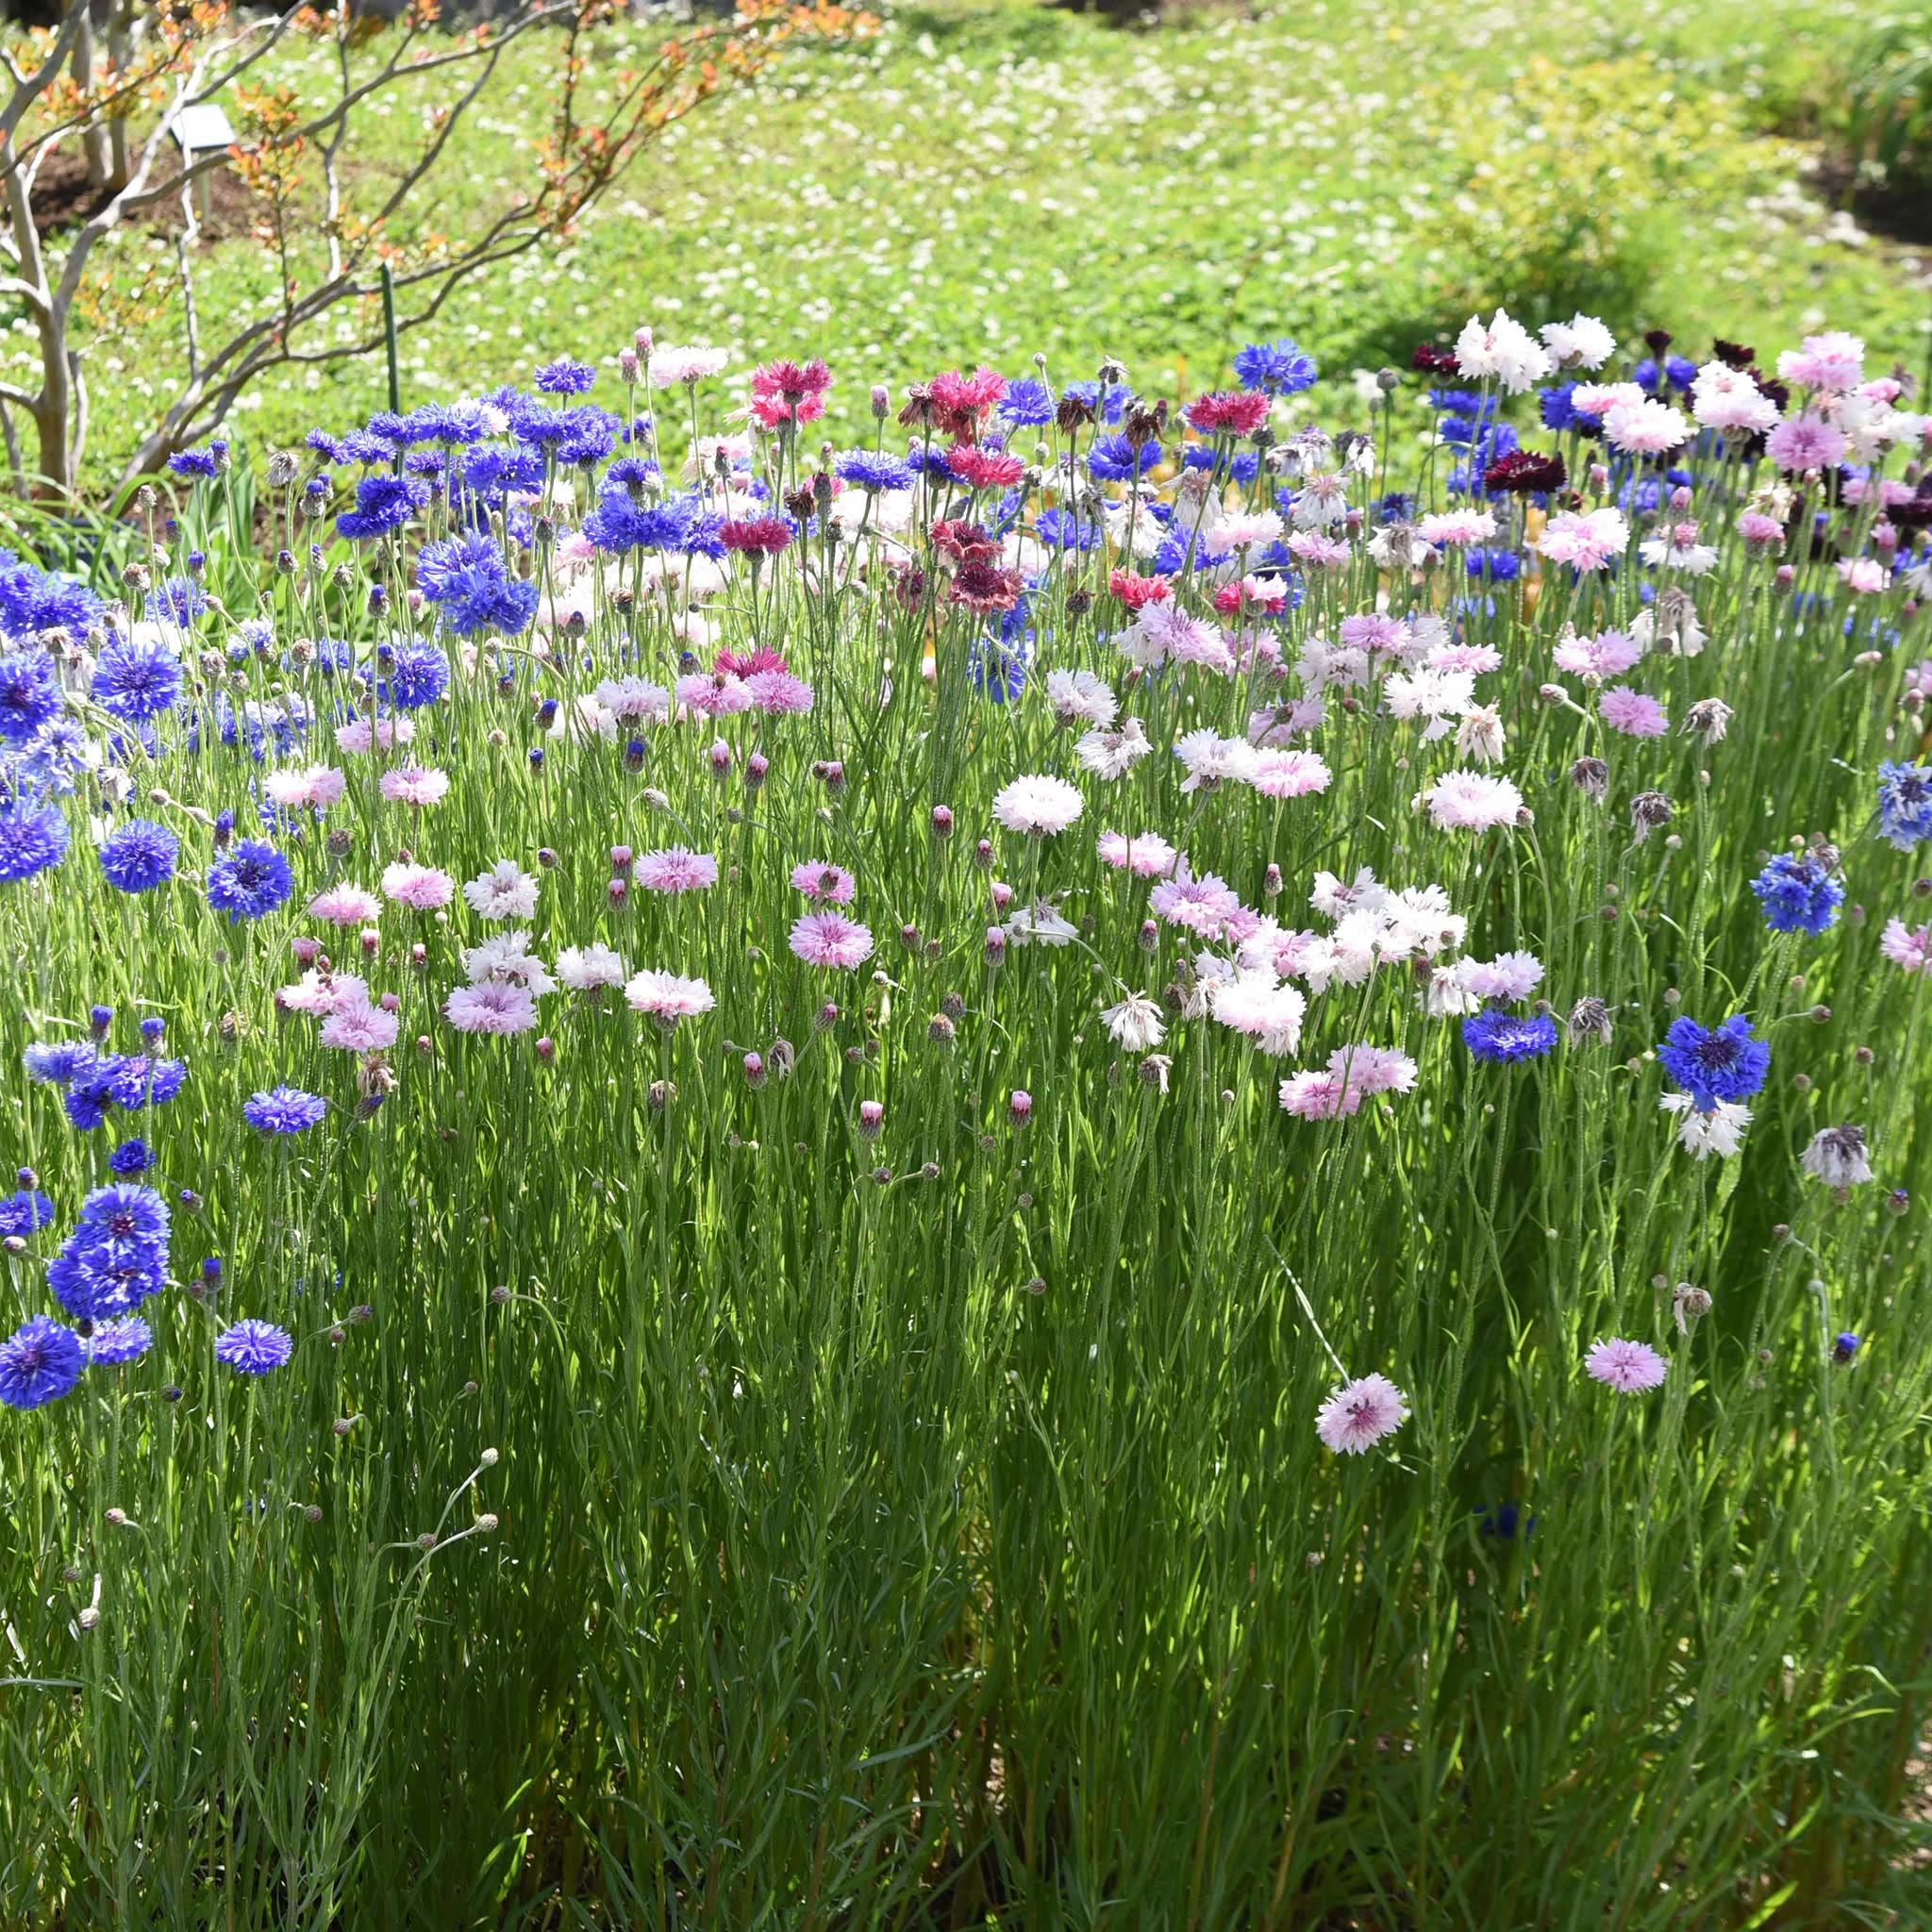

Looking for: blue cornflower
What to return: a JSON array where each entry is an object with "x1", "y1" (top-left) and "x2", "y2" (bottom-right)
[
  {"x1": 167, "y1": 447, "x2": 221, "y2": 481},
  {"x1": 215, "y1": 1319, "x2": 293, "y2": 1375},
  {"x1": 91, "y1": 634, "x2": 183, "y2": 722},
  {"x1": 1751, "y1": 853, "x2": 1843, "y2": 936},
  {"x1": 1476, "y1": 1502, "x2": 1537, "y2": 1541},
  {"x1": 105, "y1": 1054, "x2": 186, "y2": 1109},
  {"x1": 604, "y1": 454, "x2": 659, "y2": 494},
  {"x1": 0, "y1": 550, "x2": 104, "y2": 642},
  {"x1": 1833, "y1": 1332, "x2": 1860, "y2": 1364},
  {"x1": 1657, "y1": 1014, "x2": 1771, "y2": 1110},
  {"x1": 0, "y1": 1187, "x2": 55, "y2": 1238},
  {"x1": 12, "y1": 715, "x2": 93, "y2": 795},
  {"x1": 23, "y1": 1040, "x2": 96, "y2": 1085},
  {"x1": 97, "y1": 819, "x2": 179, "y2": 894},
  {"x1": 834, "y1": 448, "x2": 916, "y2": 493},
  {"x1": 0, "y1": 648, "x2": 61, "y2": 745},
  {"x1": 242, "y1": 1086, "x2": 328, "y2": 1135},
  {"x1": 46, "y1": 1183, "x2": 172, "y2": 1322},
  {"x1": 1462, "y1": 1008, "x2": 1558, "y2": 1062},
  {"x1": 995, "y1": 377, "x2": 1055, "y2": 427},
  {"x1": 335, "y1": 474, "x2": 427, "y2": 541},
  {"x1": 416, "y1": 535, "x2": 538, "y2": 639},
  {"x1": 1538, "y1": 384, "x2": 1581, "y2": 432},
  {"x1": 108, "y1": 1139, "x2": 154, "y2": 1175},
  {"x1": 1233, "y1": 338, "x2": 1317, "y2": 395},
  {"x1": 0, "y1": 798, "x2": 69, "y2": 882},
  {"x1": 0, "y1": 1315, "x2": 84, "y2": 1409},
  {"x1": 386, "y1": 643, "x2": 451, "y2": 708},
  {"x1": 339, "y1": 428, "x2": 401, "y2": 466},
  {"x1": 1465, "y1": 547, "x2": 1522, "y2": 583},
  {"x1": 1876, "y1": 762, "x2": 1932, "y2": 851},
  {"x1": 1033, "y1": 508, "x2": 1104, "y2": 551},
  {"x1": 535, "y1": 356, "x2": 597, "y2": 395},
  {"x1": 404, "y1": 401, "x2": 490, "y2": 446},
  {"x1": 150, "y1": 577, "x2": 208, "y2": 628},
  {"x1": 207, "y1": 839, "x2": 293, "y2": 921},
  {"x1": 86, "y1": 1315, "x2": 153, "y2": 1367},
  {"x1": 1087, "y1": 433, "x2": 1160, "y2": 482}
]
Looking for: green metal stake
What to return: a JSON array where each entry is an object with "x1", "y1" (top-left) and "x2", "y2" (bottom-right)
[{"x1": 380, "y1": 262, "x2": 401, "y2": 416}]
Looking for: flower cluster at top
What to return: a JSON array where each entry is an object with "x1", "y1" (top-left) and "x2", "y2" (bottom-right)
[{"x1": 2, "y1": 307, "x2": 1927, "y2": 1450}]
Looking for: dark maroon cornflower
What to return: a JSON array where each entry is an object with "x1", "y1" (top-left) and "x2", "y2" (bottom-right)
[
  {"x1": 1411, "y1": 344, "x2": 1458, "y2": 374},
  {"x1": 719, "y1": 516, "x2": 792, "y2": 558},
  {"x1": 1711, "y1": 339, "x2": 1756, "y2": 371},
  {"x1": 1484, "y1": 448, "x2": 1568, "y2": 495},
  {"x1": 948, "y1": 559, "x2": 1024, "y2": 615},
  {"x1": 1643, "y1": 328, "x2": 1673, "y2": 355},
  {"x1": 1122, "y1": 398, "x2": 1168, "y2": 449},
  {"x1": 930, "y1": 519, "x2": 998, "y2": 565},
  {"x1": 1055, "y1": 393, "x2": 1096, "y2": 434},
  {"x1": 783, "y1": 485, "x2": 817, "y2": 523}
]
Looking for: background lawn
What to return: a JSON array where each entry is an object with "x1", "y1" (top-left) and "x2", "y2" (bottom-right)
[{"x1": 10, "y1": 0, "x2": 1931, "y2": 485}]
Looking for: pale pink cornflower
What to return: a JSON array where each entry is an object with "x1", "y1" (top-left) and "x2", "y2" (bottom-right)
[
  {"x1": 1211, "y1": 509, "x2": 1284, "y2": 551},
  {"x1": 1776, "y1": 331, "x2": 1864, "y2": 391},
  {"x1": 1455, "y1": 951, "x2": 1543, "y2": 1002},
  {"x1": 320, "y1": 994, "x2": 400, "y2": 1052},
  {"x1": 381, "y1": 862, "x2": 455, "y2": 911},
  {"x1": 1599, "y1": 687, "x2": 1669, "y2": 739},
  {"x1": 1287, "y1": 531, "x2": 1353, "y2": 572},
  {"x1": 1074, "y1": 719, "x2": 1153, "y2": 780},
  {"x1": 1328, "y1": 1044, "x2": 1418, "y2": 1096},
  {"x1": 746, "y1": 670, "x2": 815, "y2": 715},
  {"x1": 1584, "y1": 1338, "x2": 1669, "y2": 1394},
  {"x1": 1248, "y1": 695, "x2": 1326, "y2": 745},
  {"x1": 443, "y1": 982, "x2": 539, "y2": 1036},
  {"x1": 791, "y1": 860, "x2": 857, "y2": 904},
  {"x1": 1097, "y1": 830, "x2": 1179, "y2": 877},
  {"x1": 648, "y1": 344, "x2": 729, "y2": 386},
  {"x1": 1569, "y1": 380, "x2": 1644, "y2": 419},
  {"x1": 557, "y1": 943, "x2": 628, "y2": 992},
  {"x1": 1536, "y1": 508, "x2": 1629, "y2": 575},
  {"x1": 265, "y1": 764, "x2": 346, "y2": 810},
  {"x1": 1004, "y1": 902, "x2": 1077, "y2": 947},
  {"x1": 1803, "y1": 1124, "x2": 1873, "y2": 1189},
  {"x1": 380, "y1": 765, "x2": 449, "y2": 807},
  {"x1": 308, "y1": 883, "x2": 381, "y2": 927},
  {"x1": 1554, "y1": 627, "x2": 1642, "y2": 679},
  {"x1": 1690, "y1": 363, "x2": 1780, "y2": 435},
  {"x1": 1045, "y1": 669, "x2": 1118, "y2": 728},
  {"x1": 1150, "y1": 869, "x2": 1242, "y2": 937},
  {"x1": 1118, "y1": 601, "x2": 1223, "y2": 671},
  {"x1": 1277, "y1": 1070, "x2": 1360, "y2": 1120},
  {"x1": 277, "y1": 969, "x2": 368, "y2": 1016},
  {"x1": 1837, "y1": 558, "x2": 1888, "y2": 595},
  {"x1": 790, "y1": 911, "x2": 874, "y2": 970},
  {"x1": 335, "y1": 717, "x2": 414, "y2": 754},
  {"x1": 462, "y1": 933, "x2": 556, "y2": 994},
  {"x1": 1880, "y1": 919, "x2": 1932, "y2": 973},
  {"x1": 1340, "y1": 612, "x2": 1407, "y2": 658},
  {"x1": 462, "y1": 862, "x2": 540, "y2": 922},
  {"x1": 1454, "y1": 309, "x2": 1550, "y2": 391},
  {"x1": 624, "y1": 969, "x2": 715, "y2": 1027},
  {"x1": 1174, "y1": 730, "x2": 1259, "y2": 792},
  {"x1": 634, "y1": 848, "x2": 719, "y2": 894},
  {"x1": 594, "y1": 675, "x2": 672, "y2": 723},
  {"x1": 1539, "y1": 314, "x2": 1617, "y2": 370},
  {"x1": 1165, "y1": 621, "x2": 1237, "y2": 676},
  {"x1": 1251, "y1": 749, "x2": 1332, "y2": 800},
  {"x1": 1603, "y1": 398, "x2": 1690, "y2": 456},
  {"x1": 1209, "y1": 972, "x2": 1307, "y2": 1057},
  {"x1": 1739, "y1": 510, "x2": 1785, "y2": 548},
  {"x1": 1417, "y1": 508, "x2": 1497, "y2": 548},
  {"x1": 1639, "y1": 526, "x2": 1719, "y2": 575},
  {"x1": 1456, "y1": 705, "x2": 1506, "y2": 765},
  {"x1": 1100, "y1": 991, "x2": 1167, "y2": 1051},
  {"x1": 991, "y1": 774, "x2": 1084, "y2": 837},
  {"x1": 1765, "y1": 414, "x2": 1849, "y2": 475},
  {"x1": 1428, "y1": 641, "x2": 1503, "y2": 675},
  {"x1": 1314, "y1": 1373, "x2": 1410, "y2": 1454},
  {"x1": 1419, "y1": 771, "x2": 1524, "y2": 832}
]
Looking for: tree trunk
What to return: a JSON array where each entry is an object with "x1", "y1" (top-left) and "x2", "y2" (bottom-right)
[
  {"x1": 72, "y1": 8, "x2": 112, "y2": 192},
  {"x1": 106, "y1": 3, "x2": 134, "y2": 190},
  {"x1": 32, "y1": 318, "x2": 74, "y2": 499}
]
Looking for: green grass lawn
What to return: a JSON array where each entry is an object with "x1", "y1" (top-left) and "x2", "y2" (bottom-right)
[{"x1": 16, "y1": 0, "x2": 1932, "y2": 479}]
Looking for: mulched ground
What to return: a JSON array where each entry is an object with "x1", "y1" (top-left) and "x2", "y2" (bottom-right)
[{"x1": 28, "y1": 142, "x2": 260, "y2": 245}]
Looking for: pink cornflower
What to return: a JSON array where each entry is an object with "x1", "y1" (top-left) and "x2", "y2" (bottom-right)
[
  {"x1": 335, "y1": 717, "x2": 414, "y2": 754},
  {"x1": 1584, "y1": 1338, "x2": 1669, "y2": 1394},
  {"x1": 1553, "y1": 626, "x2": 1641, "y2": 678},
  {"x1": 1208, "y1": 508, "x2": 1285, "y2": 552},
  {"x1": 1837, "y1": 558, "x2": 1888, "y2": 595},
  {"x1": 790, "y1": 911, "x2": 874, "y2": 970},
  {"x1": 308, "y1": 883, "x2": 381, "y2": 927},
  {"x1": 1150, "y1": 869, "x2": 1242, "y2": 937},
  {"x1": 321, "y1": 994, "x2": 400, "y2": 1052},
  {"x1": 634, "y1": 848, "x2": 719, "y2": 894},
  {"x1": 1314, "y1": 1373, "x2": 1410, "y2": 1455},
  {"x1": 1097, "y1": 830, "x2": 1179, "y2": 877},
  {"x1": 1419, "y1": 771, "x2": 1524, "y2": 832},
  {"x1": 945, "y1": 444, "x2": 1024, "y2": 491},
  {"x1": 624, "y1": 969, "x2": 715, "y2": 1028},
  {"x1": 1184, "y1": 390, "x2": 1271, "y2": 437},
  {"x1": 1536, "y1": 508, "x2": 1630, "y2": 574},
  {"x1": 1340, "y1": 612, "x2": 1408, "y2": 658},
  {"x1": 1329, "y1": 1044, "x2": 1418, "y2": 1096},
  {"x1": 1569, "y1": 380, "x2": 1643, "y2": 419},
  {"x1": 381, "y1": 862, "x2": 455, "y2": 911},
  {"x1": 991, "y1": 774, "x2": 1084, "y2": 837},
  {"x1": 1251, "y1": 749, "x2": 1332, "y2": 800},
  {"x1": 594, "y1": 675, "x2": 672, "y2": 722},
  {"x1": 1455, "y1": 951, "x2": 1543, "y2": 1002},
  {"x1": 1765, "y1": 414, "x2": 1849, "y2": 475},
  {"x1": 1739, "y1": 510, "x2": 1785, "y2": 548},
  {"x1": 1603, "y1": 397, "x2": 1690, "y2": 455},
  {"x1": 1118, "y1": 600, "x2": 1223, "y2": 671},
  {"x1": 444, "y1": 982, "x2": 539, "y2": 1035},
  {"x1": 1880, "y1": 919, "x2": 1932, "y2": 973},
  {"x1": 1277, "y1": 1070, "x2": 1360, "y2": 1120},
  {"x1": 1285, "y1": 531, "x2": 1351, "y2": 571},
  {"x1": 379, "y1": 765, "x2": 449, "y2": 807},
  {"x1": 277, "y1": 969, "x2": 367, "y2": 1017},
  {"x1": 745, "y1": 670, "x2": 815, "y2": 715},
  {"x1": 791, "y1": 860, "x2": 857, "y2": 904},
  {"x1": 1429, "y1": 641, "x2": 1503, "y2": 675},
  {"x1": 1776, "y1": 331, "x2": 1864, "y2": 391},
  {"x1": 265, "y1": 764, "x2": 346, "y2": 811},
  {"x1": 1599, "y1": 687, "x2": 1668, "y2": 738},
  {"x1": 648, "y1": 344, "x2": 728, "y2": 386},
  {"x1": 675, "y1": 672, "x2": 752, "y2": 718},
  {"x1": 1417, "y1": 508, "x2": 1498, "y2": 549}
]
